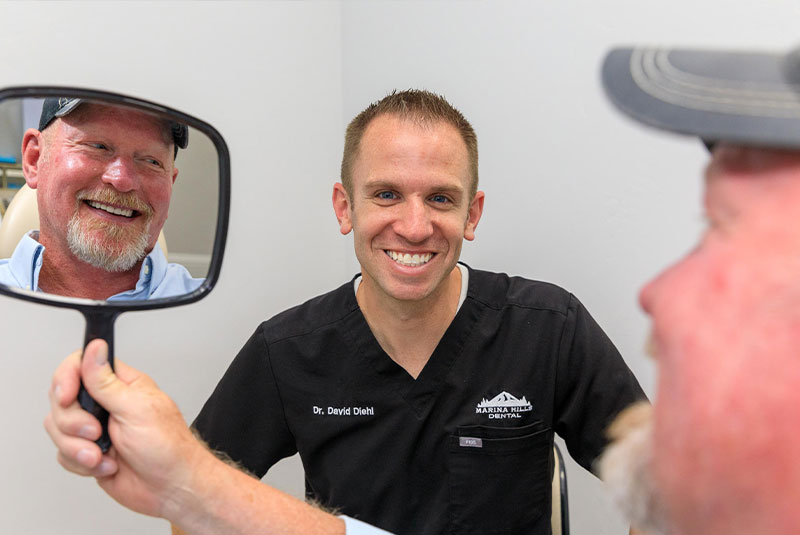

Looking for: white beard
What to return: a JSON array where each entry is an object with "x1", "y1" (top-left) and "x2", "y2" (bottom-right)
[
  {"x1": 67, "y1": 213, "x2": 152, "y2": 272},
  {"x1": 597, "y1": 402, "x2": 671, "y2": 535},
  {"x1": 66, "y1": 188, "x2": 154, "y2": 273}
]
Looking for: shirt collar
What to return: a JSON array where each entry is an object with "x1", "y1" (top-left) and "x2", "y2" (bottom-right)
[
  {"x1": 7, "y1": 231, "x2": 169, "y2": 300},
  {"x1": 106, "y1": 242, "x2": 169, "y2": 301},
  {"x1": 351, "y1": 262, "x2": 470, "y2": 312},
  {"x1": 7, "y1": 231, "x2": 44, "y2": 291}
]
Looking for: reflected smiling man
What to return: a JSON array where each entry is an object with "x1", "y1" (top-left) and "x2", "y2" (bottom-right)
[
  {"x1": 599, "y1": 46, "x2": 800, "y2": 535},
  {"x1": 0, "y1": 98, "x2": 201, "y2": 300}
]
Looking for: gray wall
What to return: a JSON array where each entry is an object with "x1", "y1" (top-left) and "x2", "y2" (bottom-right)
[
  {"x1": 162, "y1": 126, "x2": 220, "y2": 276},
  {"x1": 0, "y1": 98, "x2": 22, "y2": 162},
  {"x1": 0, "y1": 1, "x2": 797, "y2": 533}
]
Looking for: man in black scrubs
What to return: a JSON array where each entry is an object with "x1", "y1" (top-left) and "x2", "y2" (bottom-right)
[
  {"x1": 46, "y1": 89, "x2": 644, "y2": 535},
  {"x1": 189, "y1": 89, "x2": 645, "y2": 534}
]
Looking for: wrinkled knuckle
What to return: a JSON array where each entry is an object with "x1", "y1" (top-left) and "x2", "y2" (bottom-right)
[
  {"x1": 133, "y1": 373, "x2": 156, "y2": 389},
  {"x1": 56, "y1": 452, "x2": 78, "y2": 474},
  {"x1": 94, "y1": 374, "x2": 118, "y2": 391},
  {"x1": 43, "y1": 415, "x2": 60, "y2": 442},
  {"x1": 48, "y1": 405, "x2": 65, "y2": 429}
]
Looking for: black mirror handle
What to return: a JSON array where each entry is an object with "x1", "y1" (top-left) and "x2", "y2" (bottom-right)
[{"x1": 79, "y1": 310, "x2": 119, "y2": 453}]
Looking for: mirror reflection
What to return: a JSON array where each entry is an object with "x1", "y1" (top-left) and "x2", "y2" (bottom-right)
[{"x1": 0, "y1": 97, "x2": 219, "y2": 302}]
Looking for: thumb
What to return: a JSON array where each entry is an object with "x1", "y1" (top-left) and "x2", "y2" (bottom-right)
[{"x1": 81, "y1": 339, "x2": 131, "y2": 415}]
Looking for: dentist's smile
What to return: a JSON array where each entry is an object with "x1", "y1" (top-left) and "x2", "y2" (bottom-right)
[{"x1": 385, "y1": 250, "x2": 434, "y2": 267}]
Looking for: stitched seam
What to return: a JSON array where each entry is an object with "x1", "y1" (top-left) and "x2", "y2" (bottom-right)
[
  {"x1": 632, "y1": 48, "x2": 800, "y2": 118},
  {"x1": 467, "y1": 295, "x2": 569, "y2": 317},
  {"x1": 263, "y1": 302, "x2": 361, "y2": 345},
  {"x1": 257, "y1": 326, "x2": 298, "y2": 447}
]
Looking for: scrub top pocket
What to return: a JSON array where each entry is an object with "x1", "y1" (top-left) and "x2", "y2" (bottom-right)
[{"x1": 448, "y1": 422, "x2": 553, "y2": 535}]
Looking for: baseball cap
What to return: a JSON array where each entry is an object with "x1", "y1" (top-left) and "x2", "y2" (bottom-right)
[
  {"x1": 38, "y1": 97, "x2": 189, "y2": 154},
  {"x1": 602, "y1": 46, "x2": 800, "y2": 149}
]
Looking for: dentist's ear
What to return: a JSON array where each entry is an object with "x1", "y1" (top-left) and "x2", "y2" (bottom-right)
[
  {"x1": 332, "y1": 183, "x2": 353, "y2": 235},
  {"x1": 463, "y1": 191, "x2": 485, "y2": 241}
]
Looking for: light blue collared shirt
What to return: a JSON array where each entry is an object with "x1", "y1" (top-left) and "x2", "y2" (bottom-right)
[
  {"x1": 0, "y1": 231, "x2": 203, "y2": 300},
  {"x1": 341, "y1": 516, "x2": 394, "y2": 534}
]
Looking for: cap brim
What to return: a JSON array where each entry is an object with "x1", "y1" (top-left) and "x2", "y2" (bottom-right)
[
  {"x1": 171, "y1": 123, "x2": 188, "y2": 149},
  {"x1": 53, "y1": 98, "x2": 83, "y2": 118},
  {"x1": 602, "y1": 47, "x2": 800, "y2": 149}
]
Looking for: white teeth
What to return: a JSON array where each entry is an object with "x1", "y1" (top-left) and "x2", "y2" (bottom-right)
[
  {"x1": 87, "y1": 200, "x2": 134, "y2": 218},
  {"x1": 386, "y1": 251, "x2": 433, "y2": 267}
]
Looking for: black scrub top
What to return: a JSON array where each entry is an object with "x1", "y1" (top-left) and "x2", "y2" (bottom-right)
[{"x1": 193, "y1": 265, "x2": 646, "y2": 535}]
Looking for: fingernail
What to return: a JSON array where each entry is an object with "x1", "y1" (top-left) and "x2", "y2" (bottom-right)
[
  {"x1": 97, "y1": 458, "x2": 115, "y2": 476},
  {"x1": 79, "y1": 425, "x2": 96, "y2": 440},
  {"x1": 53, "y1": 385, "x2": 62, "y2": 403},
  {"x1": 94, "y1": 343, "x2": 108, "y2": 366},
  {"x1": 76, "y1": 448, "x2": 96, "y2": 467}
]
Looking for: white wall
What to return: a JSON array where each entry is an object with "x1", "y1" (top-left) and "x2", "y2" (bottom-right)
[{"x1": 0, "y1": 1, "x2": 798, "y2": 533}]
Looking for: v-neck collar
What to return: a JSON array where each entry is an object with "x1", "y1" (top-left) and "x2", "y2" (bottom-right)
[{"x1": 339, "y1": 263, "x2": 484, "y2": 418}]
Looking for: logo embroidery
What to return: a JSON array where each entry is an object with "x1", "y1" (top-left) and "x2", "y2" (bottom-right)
[{"x1": 476, "y1": 391, "x2": 533, "y2": 419}]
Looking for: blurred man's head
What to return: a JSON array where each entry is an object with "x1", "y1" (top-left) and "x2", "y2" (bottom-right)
[
  {"x1": 22, "y1": 99, "x2": 186, "y2": 273},
  {"x1": 600, "y1": 46, "x2": 800, "y2": 535}
]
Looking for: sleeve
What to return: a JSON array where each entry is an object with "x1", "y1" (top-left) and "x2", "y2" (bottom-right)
[
  {"x1": 341, "y1": 516, "x2": 395, "y2": 534},
  {"x1": 192, "y1": 326, "x2": 298, "y2": 478},
  {"x1": 553, "y1": 294, "x2": 647, "y2": 473}
]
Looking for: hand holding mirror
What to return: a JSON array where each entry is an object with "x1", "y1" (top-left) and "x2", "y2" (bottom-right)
[{"x1": 0, "y1": 87, "x2": 230, "y2": 450}]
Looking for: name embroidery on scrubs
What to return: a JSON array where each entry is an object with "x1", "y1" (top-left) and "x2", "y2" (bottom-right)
[
  {"x1": 313, "y1": 405, "x2": 375, "y2": 416},
  {"x1": 475, "y1": 391, "x2": 533, "y2": 419}
]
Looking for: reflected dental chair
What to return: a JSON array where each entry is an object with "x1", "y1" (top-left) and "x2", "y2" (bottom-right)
[{"x1": 0, "y1": 184, "x2": 39, "y2": 257}]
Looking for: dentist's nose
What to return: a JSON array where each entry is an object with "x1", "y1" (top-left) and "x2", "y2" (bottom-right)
[
  {"x1": 395, "y1": 198, "x2": 434, "y2": 242},
  {"x1": 101, "y1": 157, "x2": 139, "y2": 192}
]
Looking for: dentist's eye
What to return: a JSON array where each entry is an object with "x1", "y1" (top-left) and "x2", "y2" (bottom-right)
[
  {"x1": 430, "y1": 194, "x2": 450, "y2": 204},
  {"x1": 376, "y1": 191, "x2": 397, "y2": 200}
]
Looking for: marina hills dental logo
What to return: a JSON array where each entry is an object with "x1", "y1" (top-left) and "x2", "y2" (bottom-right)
[{"x1": 476, "y1": 391, "x2": 533, "y2": 419}]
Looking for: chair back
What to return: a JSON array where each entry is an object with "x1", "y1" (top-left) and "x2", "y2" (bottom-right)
[
  {"x1": 551, "y1": 443, "x2": 570, "y2": 535},
  {"x1": 0, "y1": 184, "x2": 39, "y2": 257}
]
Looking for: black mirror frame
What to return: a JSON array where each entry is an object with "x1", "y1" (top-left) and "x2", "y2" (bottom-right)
[{"x1": 0, "y1": 85, "x2": 231, "y2": 314}]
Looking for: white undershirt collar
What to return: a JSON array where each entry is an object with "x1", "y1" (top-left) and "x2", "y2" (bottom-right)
[{"x1": 352, "y1": 263, "x2": 469, "y2": 312}]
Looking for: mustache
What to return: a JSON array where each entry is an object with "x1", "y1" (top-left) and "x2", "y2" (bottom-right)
[
  {"x1": 645, "y1": 332, "x2": 660, "y2": 362},
  {"x1": 75, "y1": 187, "x2": 154, "y2": 218},
  {"x1": 606, "y1": 401, "x2": 653, "y2": 442}
]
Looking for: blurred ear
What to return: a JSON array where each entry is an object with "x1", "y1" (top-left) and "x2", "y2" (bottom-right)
[
  {"x1": 332, "y1": 182, "x2": 353, "y2": 235},
  {"x1": 463, "y1": 190, "x2": 485, "y2": 241},
  {"x1": 21, "y1": 128, "x2": 44, "y2": 189}
]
